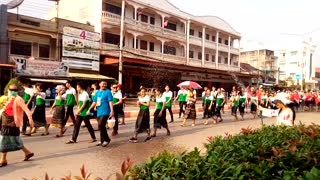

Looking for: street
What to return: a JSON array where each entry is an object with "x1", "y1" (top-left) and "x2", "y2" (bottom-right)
[{"x1": 0, "y1": 112, "x2": 319, "y2": 179}]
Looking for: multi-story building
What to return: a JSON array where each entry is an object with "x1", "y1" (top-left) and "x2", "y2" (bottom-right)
[
  {"x1": 240, "y1": 49, "x2": 278, "y2": 84},
  {"x1": 275, "y1": 39, "x2": 317, "y2": 90},
  {"x1": 48, "y1": 0, "x2": 255, "y2": 92}
]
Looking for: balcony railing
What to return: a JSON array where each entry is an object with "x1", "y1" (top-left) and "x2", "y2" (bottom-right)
[
  {"x1": 230, "y1": 47, "x2": 239, "y2": 54},
  {"x1": 189, "y1": 36, "x2": 202, "y2": 46},
  {"x1": 219, "y1": 44, "x2": 229, "y2": 53},
  {"x1": 101, "y1": 11, "x2": 121, "y2": 24}
]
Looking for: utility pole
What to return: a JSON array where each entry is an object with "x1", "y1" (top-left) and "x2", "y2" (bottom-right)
[
  {"x1": 49, "y1": 0, "x2": 60, "y2": 61},
  {"x1": 118, "y1": 0, "x2": 125, "y2": 84}
]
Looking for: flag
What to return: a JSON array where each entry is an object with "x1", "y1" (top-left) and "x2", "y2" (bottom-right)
[
  {"x1": 163, "y1": 20, "x2": 169, "y2": 27},
  {"x1": 137, "y1": 9, "x2": 142, "y2": 16}
]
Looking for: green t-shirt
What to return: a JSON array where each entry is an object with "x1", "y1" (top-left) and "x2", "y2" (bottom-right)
[
  {"x1": 216, "y1": 94, "x2": 225, "y2": 106},
  {"x1": 139, "y1": 95, "x2": 150, "y2": 110},
  {"x1": 163, "y1": 91, "x2": 173, "y2": 107},
  {"x1": 55, "y1": 95, "x2": 65, "y2": 106},
  {"x1": 156, "y1": 95, "x2": 165, "y2": 110},
  {"x1": 78, "y1": 91, "x2": 90, "y2": 117},
  {"x1": 205, "y1": 96, "x2": 212, "y2": 105},
  {"x1": 23, "y1": 87, "x2": 33, "y2": 103},
  {"x1": 239, "y1": 95, "x2": 246, "y2": 103},
  {"x1": 36, "y1": 93, "x2": 46, "y2": 106},
  {"x1": 112, "y1": 91, "x2": 122, "y2": 104},
  {"x1": 233, "y1": 96, "x2": 239, "y2": 107},
  {"x1": 178, "y1": 90, "x2": 187, "y2": 102},
  {"x1": 66, "y1": 87, "x2": 77, "y2": 106}
]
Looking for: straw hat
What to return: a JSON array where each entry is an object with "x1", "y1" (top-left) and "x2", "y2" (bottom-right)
[{"x1": 273, "y1": 92, "x2": 292, "y2": 105}]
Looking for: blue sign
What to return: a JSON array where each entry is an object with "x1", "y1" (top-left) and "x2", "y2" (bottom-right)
[{"x1": 295, "y1": 74, "x2": 301, "y2": 80}]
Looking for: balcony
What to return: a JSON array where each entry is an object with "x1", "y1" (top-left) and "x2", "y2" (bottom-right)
[
  {"x1": 189, "y1": 58, "x2": 202, "y2": 67},
  {"x1": 101, "y1": 11, "x2": 185, "y2": 42},
  {"x1": 219, "y1": 44, "x2": 229, "y2": 53},
  {"x1": 230, "y1": 47, "x2": 239, "y2": 54},
  {"x1": 205, "y1": 40, "x2": 217, "y2": 49}
]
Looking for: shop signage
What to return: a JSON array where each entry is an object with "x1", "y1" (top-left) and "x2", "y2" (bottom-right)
[
  {"x1": 14, "y1": 57, "x2": 69, "y2": 77},
  {"x1": 62, "y1": 27, "x2": 100, "y2": 60},
  {"x1": 62, "y1": 57, "x2": 99, "y2": 71},
  {"x1": 181, "y1": 72, "x2": 232, "y2": 82}
]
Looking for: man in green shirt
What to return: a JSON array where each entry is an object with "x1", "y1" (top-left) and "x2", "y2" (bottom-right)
[
  {"x1": 17, "y1": 77, "x2": 33, "y2": 135},
  {"x1": 111, "y1": 84, "x2": 122, "y2": 136},
  {"x1": 65, "y1": 80, "x2": 78, "y2": 126},
  {"x1": 174, "y1": 87, "x2": 187, "y2": 118}
]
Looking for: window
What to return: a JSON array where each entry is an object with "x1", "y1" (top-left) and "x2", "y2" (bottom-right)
[
  {"x1": 206, "y1": 34, "x2": 210, "y2": 40},
  {"x1": 190, "y1": 29, "x2": 194, "y2": 36},
  {"x1": 212, "y1": 55, "x2": 215, "y2": 62},
  {"x1": 198, "y1": 52, "x2": 202, "y2": 60},
  {"x1": 105, "y1": 3, "x2": 121, "y2": 15},
  {"x1": 164, "y1": 45, "x2": 176, "y2": 55},
  {"x1": 140, "y1": 40, "x2": 148, "y2": 50},
  {"x1": 205, "y1": 54, "x2": 209, "y2": 61},
  {"x1": 149, "y1": 42, "x2": 154, "y2": 51},
  {"x1": 198, "y1": 31, "x2": 202, "y2": 38},
  {"x1": 189, "y1": 50, "x2": 194, "y2": 58},
  {"x1": 218, "y1": 56, "x2": 222, "y2": 63},
  {"x1": 39, "y1": 44, "x2": 50, "y2": 58},
  {"x1": 104, "y1": 32, "x2": 120, "y2": 45},
  {"x1": 165, "y1": 22, "x2": 176, "y2": 31},
  {"x1": 150, "y1": 17, "x2": 155, "y2": 25},
  {"x1": 212, "y1": 36, "x2": 215, "y2": 42},
  {"x1": 225, "y1": 57, "x2": 228, "y2": 64},
  {"x1": 10, "y1": 40, "x2": 32, "y2": 56},
  {"x1": 218, "y1": 38, "x2": 222, "y2": 43},
  {"x1": 141, "y1": 14, "x2": 148, "y2": 23},
  {"x1": 225, "y1": 40, "x2": 229, "y2": 45}
]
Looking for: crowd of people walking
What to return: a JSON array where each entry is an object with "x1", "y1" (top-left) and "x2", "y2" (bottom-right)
[{"x1": 1, "y1": 76, "x2": 316, "y2": 167}]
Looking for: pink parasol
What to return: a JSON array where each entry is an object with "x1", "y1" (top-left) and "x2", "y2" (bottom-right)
[{"x1": 177, "y1": 81, "x2": 202, "y2": 89}]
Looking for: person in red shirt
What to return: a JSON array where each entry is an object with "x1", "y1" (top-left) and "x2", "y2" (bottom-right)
[
  {"x1": 290, "y1": 91, "x2": 300, "y2": 112},
  {"x1": 304, "y1": 91, "x2": 312, "y2": 112},
  {"x1": 316, "y1": 92, "x2": 320, "y2": 112},
  {"x1": 311, "y1": 91, "x2": 317, "y2": 112}
]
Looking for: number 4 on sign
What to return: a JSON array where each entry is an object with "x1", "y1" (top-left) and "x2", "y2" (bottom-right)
[{"x1": 80, "y1": 31, "x2": 86, "y2": 39}]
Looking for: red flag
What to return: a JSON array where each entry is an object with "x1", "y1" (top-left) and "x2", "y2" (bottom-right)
[{"x1": 163, "y1": 20, "x2": 169, "y2": 27}]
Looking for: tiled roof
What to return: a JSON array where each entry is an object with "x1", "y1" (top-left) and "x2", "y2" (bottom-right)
[
  {"x1": 240, "y1": 63, "x2": 258, "y2": 73},
  {"x1": 134, "y1": 0, "x2": 240, "y2": 36}
]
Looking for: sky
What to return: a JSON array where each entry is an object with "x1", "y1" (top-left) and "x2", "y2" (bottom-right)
[{"x1": 2, "y1": 0, "x2": 320, "y2": 51}]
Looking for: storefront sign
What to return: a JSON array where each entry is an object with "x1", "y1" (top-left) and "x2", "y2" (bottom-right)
[
  {"x1": 181, "y1": 72, "x2": 232, "y2": 82},
  {"x1": 14, "y1": 57, "x2": 69, "y2": 77},
  {"x1": 62, "y1": 57, "x2": 99, "y2": 71},
  {"x1": 62, "y1": 27, "x2": 100, "y2": 60}
]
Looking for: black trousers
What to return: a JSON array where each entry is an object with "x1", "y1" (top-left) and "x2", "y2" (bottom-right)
[
  {"x1": 72, "y1": 116, "x2": 96, "y2": 142},
  {"x1": 179, "y1": 101, "x2": 186, "y2": 117},
  {"x1": 22, "y1": 103, "x2": 33, "y2": 132},
  {"x1": 166, "y1": 106, "x2": 174, "y2": 121},
  {"x1": 98, "y1": 115, "x2": 111, "y2": 143},
  {"x1": 65, "y1": 105, "x2": 76, "y2": 125}
]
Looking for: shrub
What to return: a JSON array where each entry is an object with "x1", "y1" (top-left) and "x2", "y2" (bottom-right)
[{"x1": 128, "y1": 124, "x2": 320, "y2": 179}]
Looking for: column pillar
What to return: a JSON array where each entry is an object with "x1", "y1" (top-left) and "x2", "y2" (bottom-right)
[
  {"x1": 118, "y1": 0, "x2": 125, "y2": 84},
  {"x1": 133, "y1": 34, "x2": 137, "y2": 49},
  {"x1": 161, "y1": 15, "x2": 165, "y2": 29},
  {"x1": 228, "y1": 35, "x2": 231, "y2": 67},
  {"x1": 134, "y1": 7, "x2": 138, "y2": 22},
  {"x1": 161, "y1": 40, "x2": 165, "y2": 54},
  {"x1": 201, "y1": 26, "x2": 206, "y2": 66},
  {"x1": 186, "y1": 19, "x2": 190, "y2": 65},
  {"x1": 215, "y1": 31, "x2": 219, "y2": 67},
  {"x1": 238, "y1": 39, "x2": 241, "y2": 68}
]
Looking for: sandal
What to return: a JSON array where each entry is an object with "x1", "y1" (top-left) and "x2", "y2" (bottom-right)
[
  {"x1": 0, "y1": 161, "x2": 8, "y2": 167},
  {"x1": 24, "y1": 153, "x2": 34, "y2": 161},
  {"x1": 41, "y1": 133, "x2": 50, "y2": 136},
  {"x1": 66, "y1": 140, "x2": 76, "y2": 144},
  {"x1": 88, "y1": 139, "x2": 97, "y2": 143},
  {"x1": 166, "y1": 131, "x2": 171, "y2": 136}
]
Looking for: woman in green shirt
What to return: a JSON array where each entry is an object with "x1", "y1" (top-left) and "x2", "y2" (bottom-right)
[
  {"x1": 152, "y1": 88, "x2": 170, "y2": 137},
  {"x1": 50, "y1": 85, "x2": 67, "y2": 137},
  {"x1": 230, "y1": 91, "x2": 240, "y2": 121},
  {"x1": 238, "y1": 90, "x2": 247, "y2": 121}
]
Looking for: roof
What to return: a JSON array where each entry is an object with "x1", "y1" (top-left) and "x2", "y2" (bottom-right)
[
  {"x1": 134, "y1": 0, "x2": 240, "y2": 36},
  {"x1": 240, "y1": 63, "x2": 259, "y2": 73}
]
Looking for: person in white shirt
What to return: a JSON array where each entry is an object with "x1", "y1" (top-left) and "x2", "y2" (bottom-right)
[{"x1": 163, "y1": 85, "x2": 174, "y2": 123}]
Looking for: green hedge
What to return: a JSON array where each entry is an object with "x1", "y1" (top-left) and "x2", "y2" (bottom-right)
[{"x1": 128, "y1": 124, "x2": 320, "y2": 179}]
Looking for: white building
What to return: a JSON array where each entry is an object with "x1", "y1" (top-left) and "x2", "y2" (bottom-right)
[
  {"x1": 47, "y1": 0, "x2": 250, "y2": 92},
  {"x1": 275, "y1": 39, "x2": 317, "y2": 90}
]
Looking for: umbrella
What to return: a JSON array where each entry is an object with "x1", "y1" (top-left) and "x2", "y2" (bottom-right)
[{"x1": 177, "y1": 81, "x2": 202, "y2": 89}]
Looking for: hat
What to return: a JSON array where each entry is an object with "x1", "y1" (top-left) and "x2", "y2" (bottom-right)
[{"x1": 273, "y1": 92, "x2": 292, "y2": 105}]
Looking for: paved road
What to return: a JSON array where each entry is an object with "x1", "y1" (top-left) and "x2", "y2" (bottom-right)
[{"x1": 0, "y1": 112, "x2": 319, "y2": 179}]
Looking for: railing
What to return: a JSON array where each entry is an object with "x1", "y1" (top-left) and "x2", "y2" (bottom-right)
[
  {"x1": 205, "y1": 61, "x2": 217, "y2": 69},
  {"x1": 101, "y1": 11, "x2": 121, "y2": 24},
  {"x1": 189, "y1": 36, "x2": 202, "y2": 46},
  {"x1": 189, "y1": 58, "x2": 203, "y2": 67},
  {"x1": 101, "y1": 43, "x2": 119, "y2": 50},
  {"x1": 9, "y1": 55, "x2": 58, "y2": 61},
  {"x1": 219, "y1": 44, "x2": 229, "y2": 52},
  {"x1": 230, "y1": 47, "x2": 239, "y2": 54},
  {"x1": 205, "y1": 40, "x2": 217, "y2": 49}
]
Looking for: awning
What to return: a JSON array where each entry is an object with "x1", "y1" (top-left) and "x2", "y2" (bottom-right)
[
  {"x1": 30, "y1": 78, "x2": 67, "y2": 84},
  {"x1": 68, "y1": 72, "x2": 115, "y2": 80}
]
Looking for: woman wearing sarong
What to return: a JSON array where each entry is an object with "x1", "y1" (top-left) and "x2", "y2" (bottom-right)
[
  {"x1": 129, "y1": 88, "x2": 152, "y2": 143},
  {"x1": 0, "y1": 84, "x2": 34, "y2": 167},
  {"x1": 181, "y1": 87, "x2": 197, "y2": 127},
  {"x1": 213, "y1": 88, "x2": 225, "y2": 124},
  {"x1": 250, "y1": 92, "x2": 258, "y2": 119},
  {"x1": 31, "y1": 83, "x2": 49, "y2": 136},
  {"x1": 230, "y1": 91, "x2": 240, "y2": 121},
  {"x1": 238, "y1": 91, "x2": 247, "y2": 121},
  {"x1": 152, "y1": 88, "x2": 170, "y2": 137},
  {"x1": 50, "y1": 85, "x2": 67, "y2": 137}
]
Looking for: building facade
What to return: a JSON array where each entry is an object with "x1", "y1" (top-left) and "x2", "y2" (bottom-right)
[
  {"x1": 240, "y1": 49, "x2": 278, "y2": 84},
  {"x1": 274, "y1": 39, "x2": 317, "y2": 90},
  {"x1": 48, "y1": 0, "x2": 255, "y2": 92}
]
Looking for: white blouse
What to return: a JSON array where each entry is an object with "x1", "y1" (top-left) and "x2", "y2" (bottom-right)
[{"x1": 276, "y1": 108, "x2": 294, "y2": 126}]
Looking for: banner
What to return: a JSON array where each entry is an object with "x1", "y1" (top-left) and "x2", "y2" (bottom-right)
[
  {"x1": 262, "y1": 109, "x2": 279, "y2": 117},
  {"x1": 62, "y1": 27, "x2": 100, "y2": 60},
  {"x1": 14, "y1": 57, "x2": 69, "y2": 77}
]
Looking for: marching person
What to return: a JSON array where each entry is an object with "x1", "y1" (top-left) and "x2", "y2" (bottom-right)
[
  {"x1": 50, "y1": 85, "x2": 67, "y2": 137},
  {"x1": 129, "y1": 87, "x2": 152, "y2": 143},
  {"x1": 117, "y1": 84, "x2": 127, "y2": 125},
  {"x1": 66, "y1": 82, "x2": 96, "y2": 144},
  {"x1": 111, "y1": 84, "x2": 123, "y2": 136},
  {"x1": 230, "y1": 91, "x2": 240, "y2": 121},
  {"x1": 174, "y1": 87, "x2": 187, "y2": 119},
  {"x1": 31, "y1": 83, "x2": 49, "y2": 136},
  {"x1": 152, "y1": 88, "x2": 170, "y2": 137},
  {"x1": 181, "y1": 87, "x2": 197, "y2": 127},
  {"x1": 203, "y1": 89, "x2": 213, "y2": 125},
  {"x1": 238, "y1": 90, "x2": 247, "y2": 121},
  {"x1": 87, "y1": 81, "x2": 113, "y2": 147},
  {"x1": 0, "y1": 84, "x2": 34, "y2": 167},
  {"x1": 163, "y1": 85, "x2": 174, "y2": 123},
  {"x1": 17, "y1": 77, "x2": 34, "y2": 136},
  {"x1": 65, "y1": 81, "x2": 77, "y2": 126},
  {"x1": 212, "y1": 88, "x2": 225, "y2": 124}
]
